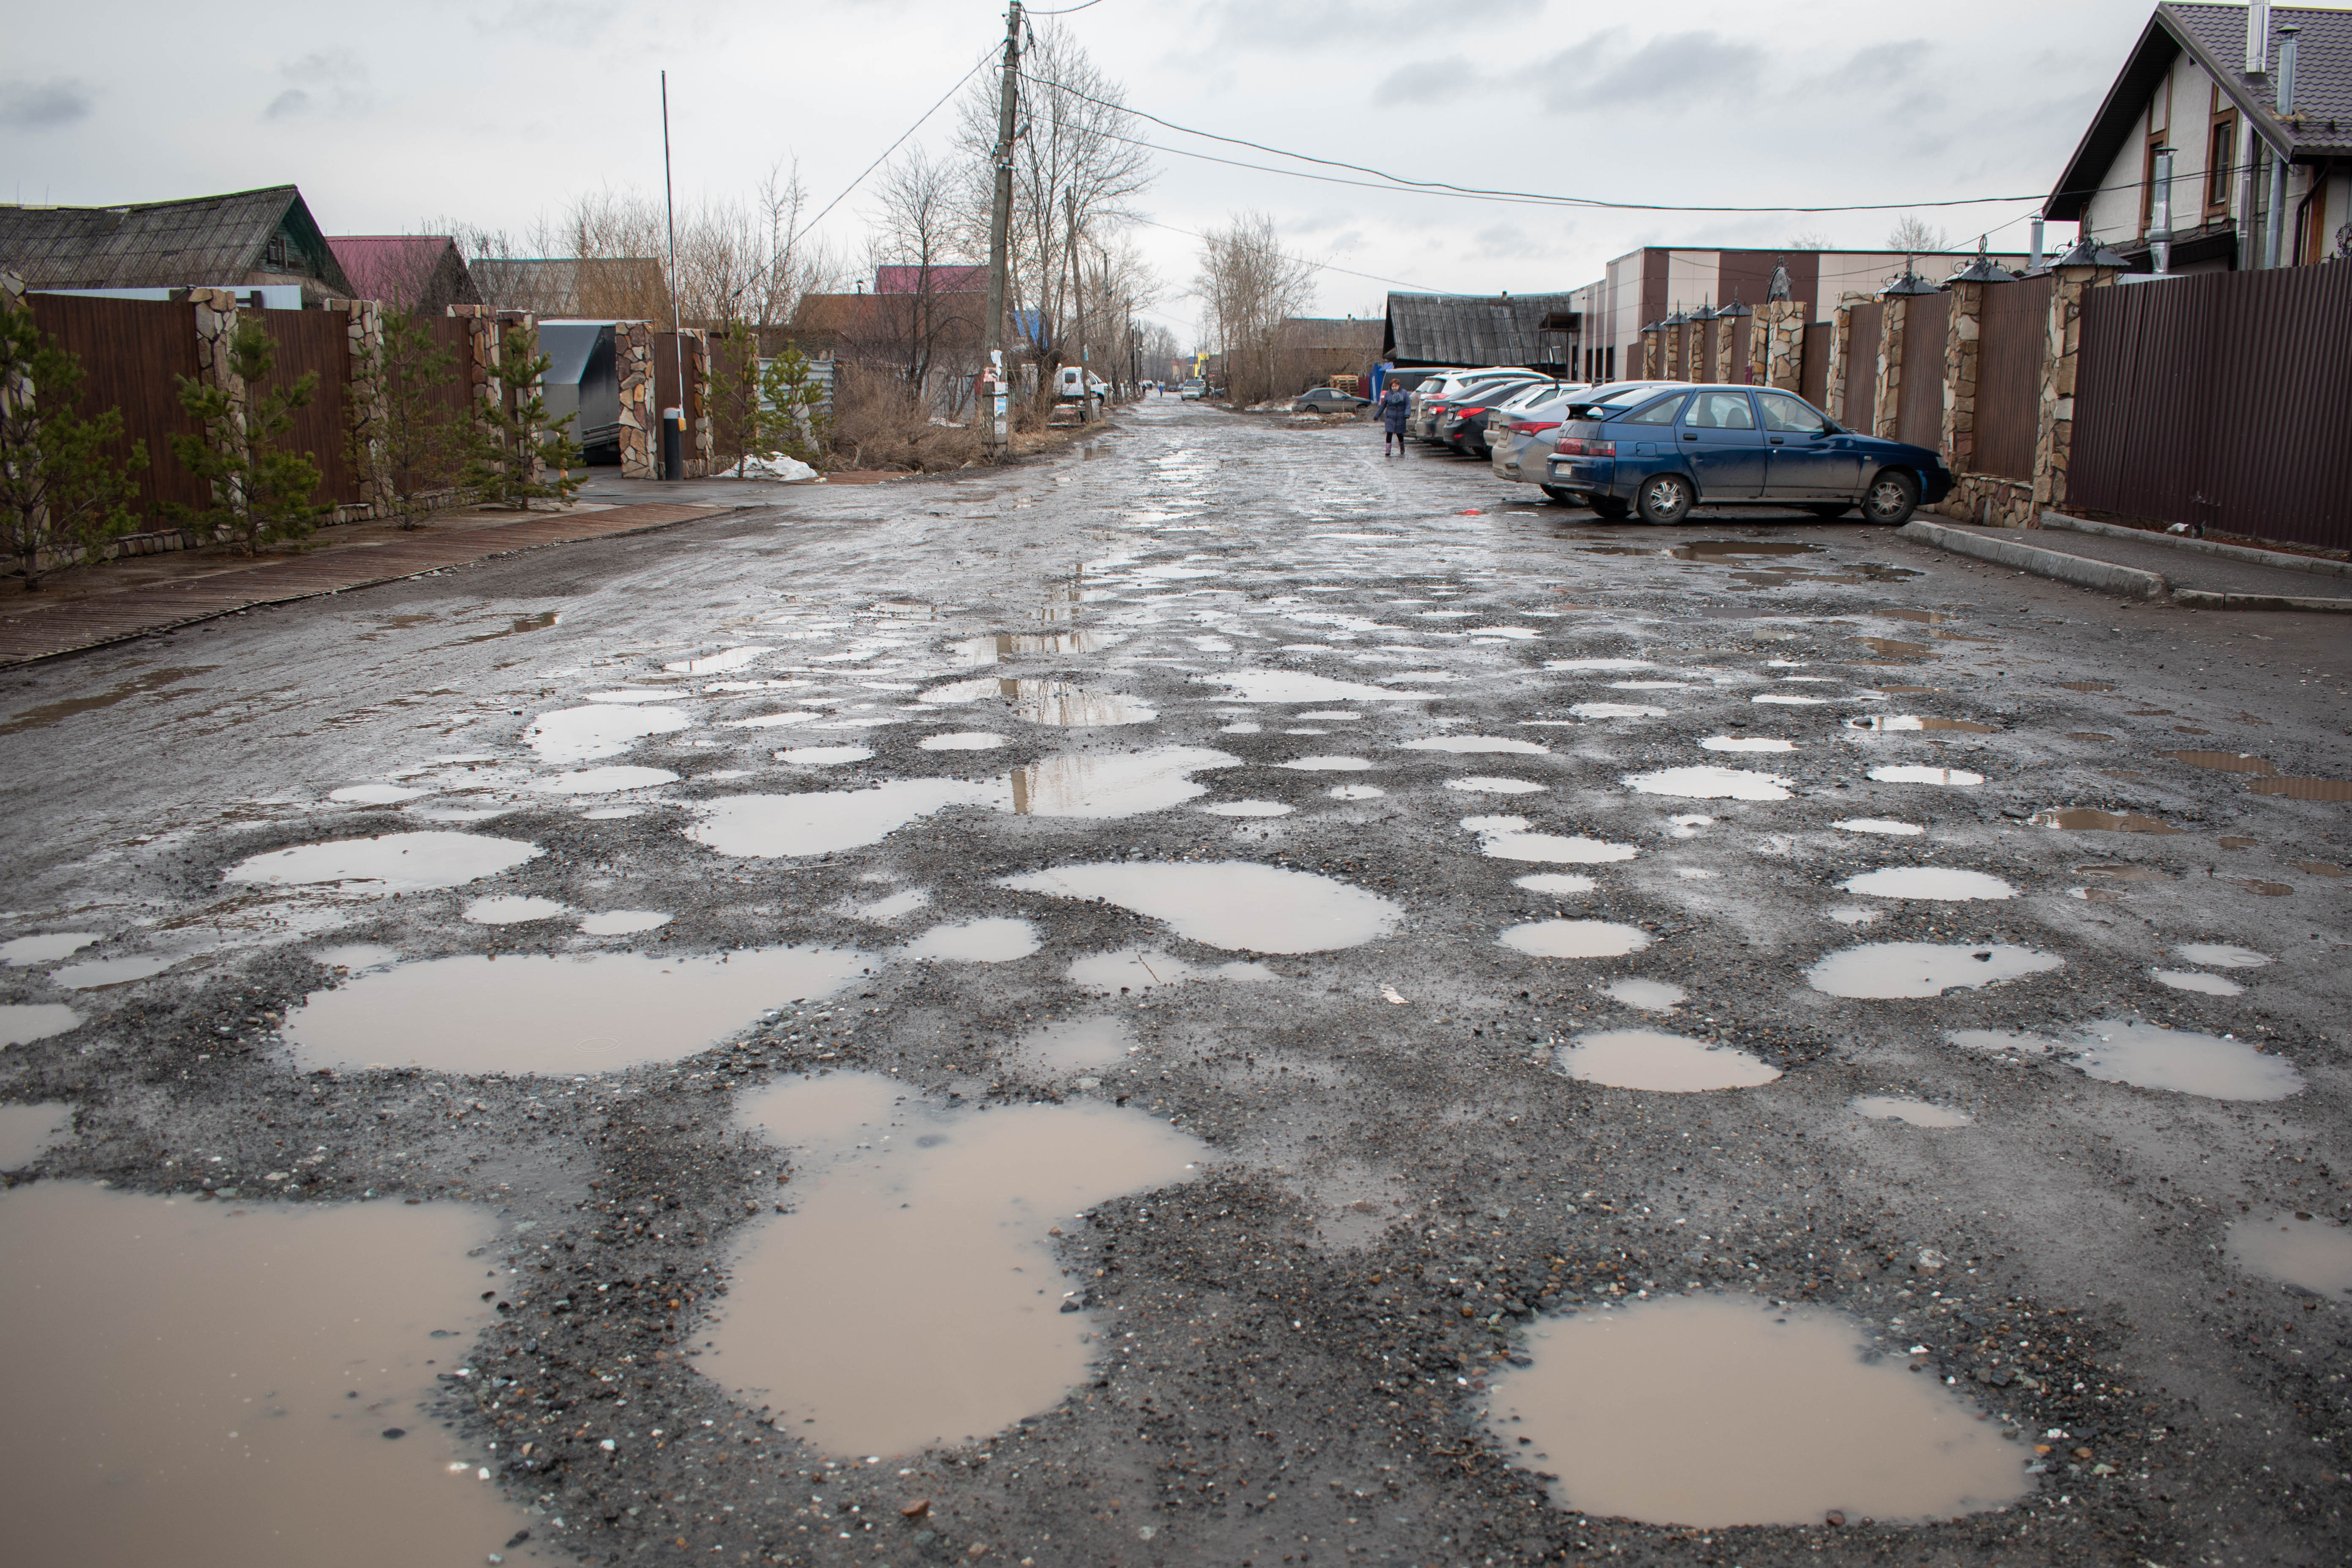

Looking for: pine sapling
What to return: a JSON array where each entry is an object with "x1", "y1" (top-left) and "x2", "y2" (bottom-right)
[
  {"x1": 0, "y1": 290, "x2": 145, "y2": 588},
  {"x1": 463, "y1": 325, "x2": 584, "y2": 509},
  {"x1": 167, "y1": 317, "x2": 329, "y2": 555}
]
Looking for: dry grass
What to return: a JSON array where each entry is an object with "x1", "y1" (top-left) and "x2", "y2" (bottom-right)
[{"x1": 827, "y1": 375, "x2": 982, "y2": 473}]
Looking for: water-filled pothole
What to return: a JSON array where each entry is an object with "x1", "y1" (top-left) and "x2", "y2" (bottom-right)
[
  {"x1": 1487, "y1": 1295, "x2": 2026, "y2": 1527},
  {"x1": 462, "y1": 895, "x2": 565, "y2": 925},
  {"x1": 1701, "y1": 736, "x2": 1794, "y2": 753},
  {"x1": 2151, "y1": 969, "x2": 2243, "y2": 996},
  {"x1": 1014, "y1": 1016, "x2": 1135, "y2": 1073},
  {"x1": 920, "y1": 678, "x2": 1155, "y2": 726},
  {"x1": 0, "y1": 1184, "x2": 534, "y2": 1567},
  {"x1": 1840, "y1": 868, "x2": 2016, "y2": 900},
  {"x1": 1624, "y1": 767, "x2": 1791, "y2": 801},
  {"x1": 1516, "y1": 873, "x2": 1598, "y2": 895},
  {"x1": 285, "y1": 946, "x2": 868, "y2": 1073},
  {"x1": 1002, "y1": 863, "x2": 1398, "y2": 953},
  {"x1": 2175, "y1": 943, "x2": 2268, "y2": 967},
  {"x1": 2069, "y1": 1018, "x2": 2302, "y2": 1100},
  {"x1": 1500, "y1": 921, "x2": 1652, "y2": 959},
  {"x1": 0, "y1": 1004, "x2": 80, "y2": 1045},
  {"x1": 702, "y1": 1073, "x2": 1205, "y2": 1454},
  {"x1": 2032, "y1": 808, "x2": 2179, "y2": 834},
  {"x1": 688, "y1": 779, "x2": 998, "y2": 858},
  {"x1": 0, "y1": 1101, "x2": 71, "y2": 1167},
  {"x1": 1464, "y1": 817, "x2": 1640, "y2": 865},
  {"x1": 1832, "y1": 818, "x2": 1925, "y2": 836},
  {"x1": 2246, "y1": 777, "x2": 2352, "y2": 801},
  {"x1": 1552, "y1": 1030, "x2": 1778, "y2": 1091},
  {"x1": 525, "y1": 705, "x2": 689, "y2": 763},
  {"x1": 2228, "y1": 1212, "x2": 2352, "y2": 1296},
  {"x1": 529, "y1": 765, "x2": 677, "y2": 795},
  {"x1": 0, "y1": 932, "x2": 101, "y2": 965},
  {"x1": 1009, "y1": 747, "x2": 1239, "y2": 817},
  {"x1": 1198, "y1": 672, "x2": 1436, "y2": 703},
  {"x1": 1846, "y1": 716, "x2": 1997, "y2": 733},
  {"x1": 1806, "y1": 942, "x2": 2063, "y2": 998},
  {"x1": 1867, "y1": 766, "x2": 1984, "y2": 786},
  {"x1": 223, "y1": 832, "x2": 542, "y2": 893},
  {"x1": 1447, "y1": 777, "x2": 1547, "y2": 795},
  {"x1": 902, "y1": 918, "x2": 1040, "y2": 964},
  {"x1": 1851, "y1": 1096, "x2": 1974, "y2": 1127},
  {"x1": 1065, "y1": 947, "x2": 1279, "y2": 991},
  {"x1": 919, "y1": 731, "x2": 1006, "y2": 751},
  {"x1": 1401, "y1": 736, "x2": 1551, "y2": 756},
  {"x1": 2156, "y1": 750, "x2": 2276, "y2": 776},
  {"x1": 1600, "y1": 978, "x2": 1685, "y2": 1010}
]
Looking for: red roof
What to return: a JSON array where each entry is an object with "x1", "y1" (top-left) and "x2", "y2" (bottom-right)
[
  {"x1": 325, "y1": 235, "x2": 457, "y2": 302},
  {"x1": 873, "y1": 264, "x2": 984, "y2": 295}
]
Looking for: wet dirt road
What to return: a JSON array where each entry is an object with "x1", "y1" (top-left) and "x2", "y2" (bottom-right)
[{"x1": 3, "y1": 397, "x2": 2349, "y2": 1568}]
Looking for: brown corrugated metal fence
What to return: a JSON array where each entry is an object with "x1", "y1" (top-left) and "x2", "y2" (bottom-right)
[
  {"x1": 1895, "y1": 292, "x2": 1949, "y2": 452},
  {"x1": 255, "y1": 308, "x2": 360, "y2": 505},
  {"x1": 1843, "y1": 301, "x2": 1883, "y2": 429},
  {"x1": 1799, "y1": 321, "x2": 1832, "y2": 408},
  {"x1": 25, "y1": 294, "x2": 212, "y2": 521},
  {"x1": 2069, "y1": 264, "x2": 2352, "y2": 552},
  {"x1": 1972, "y1": 275, "x2": 2051, "y2": 481}
]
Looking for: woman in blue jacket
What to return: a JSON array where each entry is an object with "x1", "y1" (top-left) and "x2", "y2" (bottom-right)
[{"x1": 1375, "y1": 382, "x2": 1411, "y2": 456}]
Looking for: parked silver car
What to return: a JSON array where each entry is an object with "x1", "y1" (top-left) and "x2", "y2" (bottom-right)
[
  {"x1": 1487, "y1": 382, "x2": 1583, "y2": 485},
  {"x1": 1409, "y1": 368, "x2": 1535, "y2": 440}
]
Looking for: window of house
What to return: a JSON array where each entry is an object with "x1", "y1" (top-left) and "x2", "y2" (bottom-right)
[
  {"x1": 264, "y1": 234, "x2": 288, "y2": 267},
  {"x1": 2206, "y1": 102, "x2": 2238, "y2": 216}
]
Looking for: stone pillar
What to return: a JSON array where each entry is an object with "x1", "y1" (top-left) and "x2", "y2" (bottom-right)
[
  {"x1": 1758, "y1": 301, "x2": 1805, "y2": 390},
  {"x1": 1871, "y1": 295, "x2": 1905, "y2": 440},
  {"x1": 616, "y1": 322, "x2": 656, "y2": 479},
  {"x1": 332, "y1": 298, "x2": 388, "y2": 517},
  {"x1": 1823, "y1": 305, "x2": 1852, "y2": 425},
  {"x1": 448, "y1": 303, "x2": 499, "y2": 417},
  {"x1": 680, "y1": 328, "x2": 714, "y2": 478},
  {"x1": 1662, "y1": 325, "x2": 1682, "y2": 381},
  {"x1": 1639, "y1": 329, "x2": 1658, "y2": 379},
  {"x1": 188, "y1": 287, "x2": 247, "y2": 513},
  {"x1": 2032, "y1": 262, "x2": 2121, "y2": 515},
  {"x1": 1941, "y1": 280, "x2": 1984, "y2": 480}
]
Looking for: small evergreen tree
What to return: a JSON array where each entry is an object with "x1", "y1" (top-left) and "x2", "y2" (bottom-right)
[
  {"x1": 167, "y1": 318, "x2": 329, "y2": 555},
  {"x1": 462, "y1": 325, "x2": 584, "y2": 509},
  {"x1": 353, "y1": 308, "x2": 466, "y2": 528},
  {"x1": 710, "y1": 321, "x2": 764, "y2": 478},
  {"x1": 757, "y1": 343, "x2": 831, "y2": 468},
  {"x1": 0, "y1": 291, "x2": 145, "y2": 588}
]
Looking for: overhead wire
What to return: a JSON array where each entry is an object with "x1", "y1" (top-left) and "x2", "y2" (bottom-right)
[{"x1": 788, "y1": 45, "x2": 998, "y2": 249}]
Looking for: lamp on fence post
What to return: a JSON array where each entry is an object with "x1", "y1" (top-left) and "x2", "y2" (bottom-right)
[{"x1": 2150, "y1": 144, "x2": 2175, "y2": 276}]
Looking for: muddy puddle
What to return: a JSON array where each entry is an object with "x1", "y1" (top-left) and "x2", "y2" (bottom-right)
[
  {"x1": 920, "y1": 731, "x2": 1005, "y2": 751},
  {"x1": 1401, "y1": 736, "x2": 1551, "y2": 756},
  {"x1": 1491, "y1": 1295, "x2": 2023, "y2": 1526},
  {"x1": 1013, "y1": 1016, "x2": 1135, "y2": 1073},
  {"x1": 51, "y1": 952, "x2": 184, "y2": 988},
  {"x1": 0, "y1": 1184, "x2": 537, "y2": 1567},
  {"x1": 1545, "y1": 659, "x2": 1657, "y2": 672},
  {"x1": 1464, "y1": 817, "x2": 1641, "y2": 865},
  {"x1": 2247, "y1": 777, "x2": 2352, "y2": 801},
  {"x1": 1008, "y1": 746, "x2": 1239, "y2": 818},
  {"x1": 2032, "y1": 809, "x2": 2179, "y2": 834},
  {"x1": 1500, "y1": 921, "x2": 1651, "y2": 959},
  {"x1": 1751, "y1": 693, "x2": 1828, "y2": 706},
  {"x1": 1516, "y1": 873, "x2": 1598, "y2": 895},
  {"x1": 1600, "y1": 978, "x2": 1685, "y2": 1010},
  {"x1": 952, "y1": 631, "x2": 1116, "y2": 664},
  {"x1": 1553, "y1": 1029, "x2": 1778, "y2": 1092},
  {"x1": 920, "y1": 678, "x2": 1155, "y2": 726},
  {"x1": 1328, "y1": 784, "x2": 1385, "y2": 801},
  {"x1": 1447, "y1": 777, "x2": 1548, "y2": 795},
  {"x1": 1002, "y1": 863, "x2": 1397, "y2": 953},
  {"x1": 1623, "y1": 766, "x2": 1791, "y2": 801},
  {"x1": 1673, "y1": 539, "x2": 1820, "y2": 559},
  {"x1": 2151, "y1": 969, "x2": 2243, "y2": 996},
  {"x1": 2069, "y1": 1018, "x2": 2302, "y2": 1100},
  {"x1": 1840, "y1": 868, "x2": 2015, "y2": 900},
  {"x1": 1065, "y1": 947, "x2": 1278, "y2": 991},
  {"x1": 666, "y1": 645, "x2": 771, "y2": 675},
  {"x1": 1279, "y1": 755, "x2": 1375, "y2": 772},
  {"x1": 1, "y1": 932, "x2": 102, "y2": 965},
  {"x1": 1198, "y1": 671, "x2": 1436, "y2": 703},
  {"x1": 462, "y1": 895, "x2": 565, "y2": 925},
  {"x1": 2176, "y1": 943, "x2": 2269, "y2": 967},
  {"x1": 1573, "y1": 702, "x2": 1672, "y2": 720},
  {"x1": 285, "y1": 945, "x2": 868, "y2": 1073},
  {"x1": 1852, "y1": 1096, "x2": 1974, "y2": 1127},
  {"x1": 1846, "y1": 716, "x2": 1998, "y2": 734},
  {"x1": 0, "y1": 1101, "x2": 71, "y2": 1167},
  {"x1": 580, "y1": 910, "x2": 671, "y2": 936},
  {"x1": 2157, "y1": 750, "x2": 2276, "y2": 776},
  {"x1": 2228, "y1": 1213, "x2": 2352, "y2": 1297},
  {"x1": 1702, "y1": 736, "x2": 1794, "y2": 753},
  {"x1": 329, "y1": 783, "x2": 427, "y2": 805},
  {"x1": 223, "y1": 832, "x2": 542, "y2": 893},
  {"x1": 1807, "y1": 942, "x2": 2063, "y2": 999},
  {"x1": 902, "y1": 918, "x2": 1040, "y2": 964},
  {"x1": 1832, "y1": 818, "x2": 1925, "y2": 836},
  {"x1": 528, "y1": 765, "x2": 677, "y2": 794},
  {"x1": 689, "y1": 779, "x2": 998, "y2": 858},
  {"x1": 525, "y1": 704, "x2": 690, "y2": 763},
  {"x1": 1867, "y1": 765, "x2": 1984, "y2": 786},
  {"x1": 702, "y1": 1073, "x2": 1205, "y2": 1455}
]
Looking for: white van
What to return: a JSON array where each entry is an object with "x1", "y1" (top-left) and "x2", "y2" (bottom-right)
[{"x1": 1055, "y1": 365, "x2": 1110, "y2": 400}]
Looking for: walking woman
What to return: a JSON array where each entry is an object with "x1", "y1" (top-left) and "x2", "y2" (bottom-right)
[{"x1": 1375, "y1": 379, "x2": 1411, "y2": 456}]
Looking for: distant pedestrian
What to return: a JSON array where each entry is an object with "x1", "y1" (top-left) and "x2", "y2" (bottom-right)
[{"x1": 1376, "y1": 381, "x2": 1411, "y2": 455}]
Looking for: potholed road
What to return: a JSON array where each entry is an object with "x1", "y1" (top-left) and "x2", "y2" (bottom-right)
[{"x1": 2, "y1": 397, "x2": 2347, "y2": 1568}]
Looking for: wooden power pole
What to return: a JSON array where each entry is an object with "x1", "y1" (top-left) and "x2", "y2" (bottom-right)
[{"x1": 982, "y1": 2, "x2": 1021, "y2": 458}]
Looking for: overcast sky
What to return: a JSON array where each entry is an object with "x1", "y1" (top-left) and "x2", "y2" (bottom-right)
[{"x1": 7, "y1": 0, "x2": 2336, "y2": 342}]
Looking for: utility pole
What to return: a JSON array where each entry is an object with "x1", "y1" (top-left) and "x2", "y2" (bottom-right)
[
  {"x1": 661, "y1": 70, "x2": 684, "y2": 481},
  {"x1": 982, "y1": 3, "x2": 1021, "y2": 458},
  {"x1": 1067, "y1": 190, "x2": 1092, "y2": 423}
]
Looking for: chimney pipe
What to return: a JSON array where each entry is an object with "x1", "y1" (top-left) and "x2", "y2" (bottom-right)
[
  {"x1": 2151, "y1": 146, "x2": 2174, "y2": 275},
  {"x1": 2029, "y1": 215, "x2": 2045, "y2": 270},
  {"x1": 2248, "y1": 1, "x2": 2270, "y2": 74},
  {"x1": 2268, "y1": 25, "x2": 2298, "y2": 266},
  {"x1": 2279, "y1": 23, "x2": 2299, "y2": 114}
]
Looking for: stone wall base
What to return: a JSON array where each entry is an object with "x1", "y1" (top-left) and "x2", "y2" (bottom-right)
[{"x1": 1936, "y1": 473, "x2": 2039, "y2": 529}]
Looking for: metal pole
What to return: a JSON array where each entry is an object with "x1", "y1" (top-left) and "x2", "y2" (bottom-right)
[
  {"x1": 2150, "y1": 146, "x2": 2173, "y2": 275},
  {"x1": 982, "y1": 2, "x2": 1021, "y2": 458},
  {"x1": 2270, "y1": 25, "x2": 2299, "y2": 268},
  {"x1": 661, "y1": 71, "x2": 684, "y2": 478},
  {"x1": 2029, "y1": 215, "x2": 2045, "y2": 271},
  {"x1": 1067, "y1": 190, "x2": 1091, "y2": 422}
]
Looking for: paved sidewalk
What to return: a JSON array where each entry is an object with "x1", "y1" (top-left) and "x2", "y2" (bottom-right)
[
  {"x1": 1906, "y1": 517, "x2": 2352, "y2": 609},
  {"x1": 0, "y1": 501, "x2": 738, "y2": 667}
]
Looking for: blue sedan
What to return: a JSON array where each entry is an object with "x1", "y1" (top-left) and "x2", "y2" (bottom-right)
[{"x1": 1544, "y1": 384, "x2": 1952, "y2": 525}]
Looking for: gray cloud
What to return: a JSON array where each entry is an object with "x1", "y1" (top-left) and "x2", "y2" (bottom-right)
[
  {"x1": 1375, "y1": 57, "x2": 1483, "y2": 105},
  {"x1": 263, "y1": 51, "x2": 370, "y2": 120},
  {"x1": 0, "y1": 78, "x2": 95, "y2": 129}
]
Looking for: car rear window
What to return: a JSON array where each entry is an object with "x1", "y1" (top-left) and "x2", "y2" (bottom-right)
[{"x1": 1620, "y1": 393, "x2": 1689, "y2": 426}]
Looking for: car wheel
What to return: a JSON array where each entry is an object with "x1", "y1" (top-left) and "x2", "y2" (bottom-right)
[
  {"x1": 1588, "y1": 495, "x2": 1631, "y2": 520},
  {"x1": 1805, "y1": 502, "x2": 1852, "y2": 519},
  {"x1": 1538, "y1": 485, "x2": 1579, "y2": 504},
  {"x1": 1860, "y1": 469, "x2": 1920, "y2": 525},
  {"x1": 1636, "y1": 473, "x2": 1693, "y2": 525}
]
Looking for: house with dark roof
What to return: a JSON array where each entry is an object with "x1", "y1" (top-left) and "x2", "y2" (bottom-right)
[
  {"x1": 1380, "y1": 293, "x2": 1580, "y2": 375},
  {"x1": 0, "y1": 184, "x2": 354, "y2": 303},
  {"x1": 325, "y1": 235, "x2": 482, "y2": 313},
  {"x1": 2048, "y1": 2, "x2": 2351, "y2": 270},
  {"x1": 471, "y1": 258, "x2": 670, "y2": 321}
]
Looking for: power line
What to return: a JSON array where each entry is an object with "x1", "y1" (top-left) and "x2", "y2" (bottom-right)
[
  {"x1": 1124, "y1": 214, "x2": 1439, "y2": 293},
  {"x1": 791, "y1": 46, "x2": 997, "y2": 249},
  {"x1": 1026, "y1": 0, "x2": 1109, "y2": 12}
]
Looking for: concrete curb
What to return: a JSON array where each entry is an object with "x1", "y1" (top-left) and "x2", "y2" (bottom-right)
[
  {"x1": 2040, "y1": 510, "x2": 2352, "y2": 579},
  {"x1": 1897, "y1": 519, "x2": 2167, "y2": 600},
  {"x1": 2170, "y1": 589, "x2": 2352, "y2": 613}
]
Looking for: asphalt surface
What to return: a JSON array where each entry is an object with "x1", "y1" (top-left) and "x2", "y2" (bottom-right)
[
  {"x1": 3, "y1": 397, "x2": 2349, "y2": 1568},
  {"x1": 1936, "y1": 520, "x2": 2352, "y2": 600}
]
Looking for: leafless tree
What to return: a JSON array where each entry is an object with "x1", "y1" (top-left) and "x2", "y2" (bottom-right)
[
  {"x1": 1192, "y1": 212, "x2": 1317, "y2": 406},
  {"x1": 860, "y1": 147, "x2": 980, "y2": 399},
  {"x1": 1884, "y1": 214, "x2": 1952, "y2": 255},
  {"x1": 1784, "y1": 229, "x2": 1833, "y2": 251}
]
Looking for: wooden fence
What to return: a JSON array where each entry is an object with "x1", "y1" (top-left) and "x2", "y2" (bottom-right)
[
  {"x1": 1974, "y1": 275, "x2": 2052, "y2": 482},
  {"x1": 25, "y1": 294, "x2": 212, "y2": 519}
]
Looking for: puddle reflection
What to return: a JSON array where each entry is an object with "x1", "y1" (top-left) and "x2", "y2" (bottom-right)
[
  {"x1": 1807, "y1": 942, "x2": 2063, "y2": 998},
  {"x1": 1553, "y1": 1029, "x2": 1778, "y2": 1092},
  {"x1": 1003, "y1": 863, "x2": 1398, "y2": 953},
  {"x1": 2228, "y1": 1212, "x2": 2352, "y2": 1297},
  {"x1": 223, "y1": 832, "x2": 542, "y2": 894}
]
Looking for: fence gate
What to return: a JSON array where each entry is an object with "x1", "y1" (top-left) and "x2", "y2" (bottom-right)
[
  {"x1": 1972, "y1": 275, "x2": 2052, "y2": 482},
  {"x1": 1843, "y1": 301, "x2": 1883, "y2": 428},
  {"x1": 2069, "y1": 265, "x2": 2352, "y2": 552},
  {"x1": 1895, "y1": 292, "x2": 1949, "y2": 452}
]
